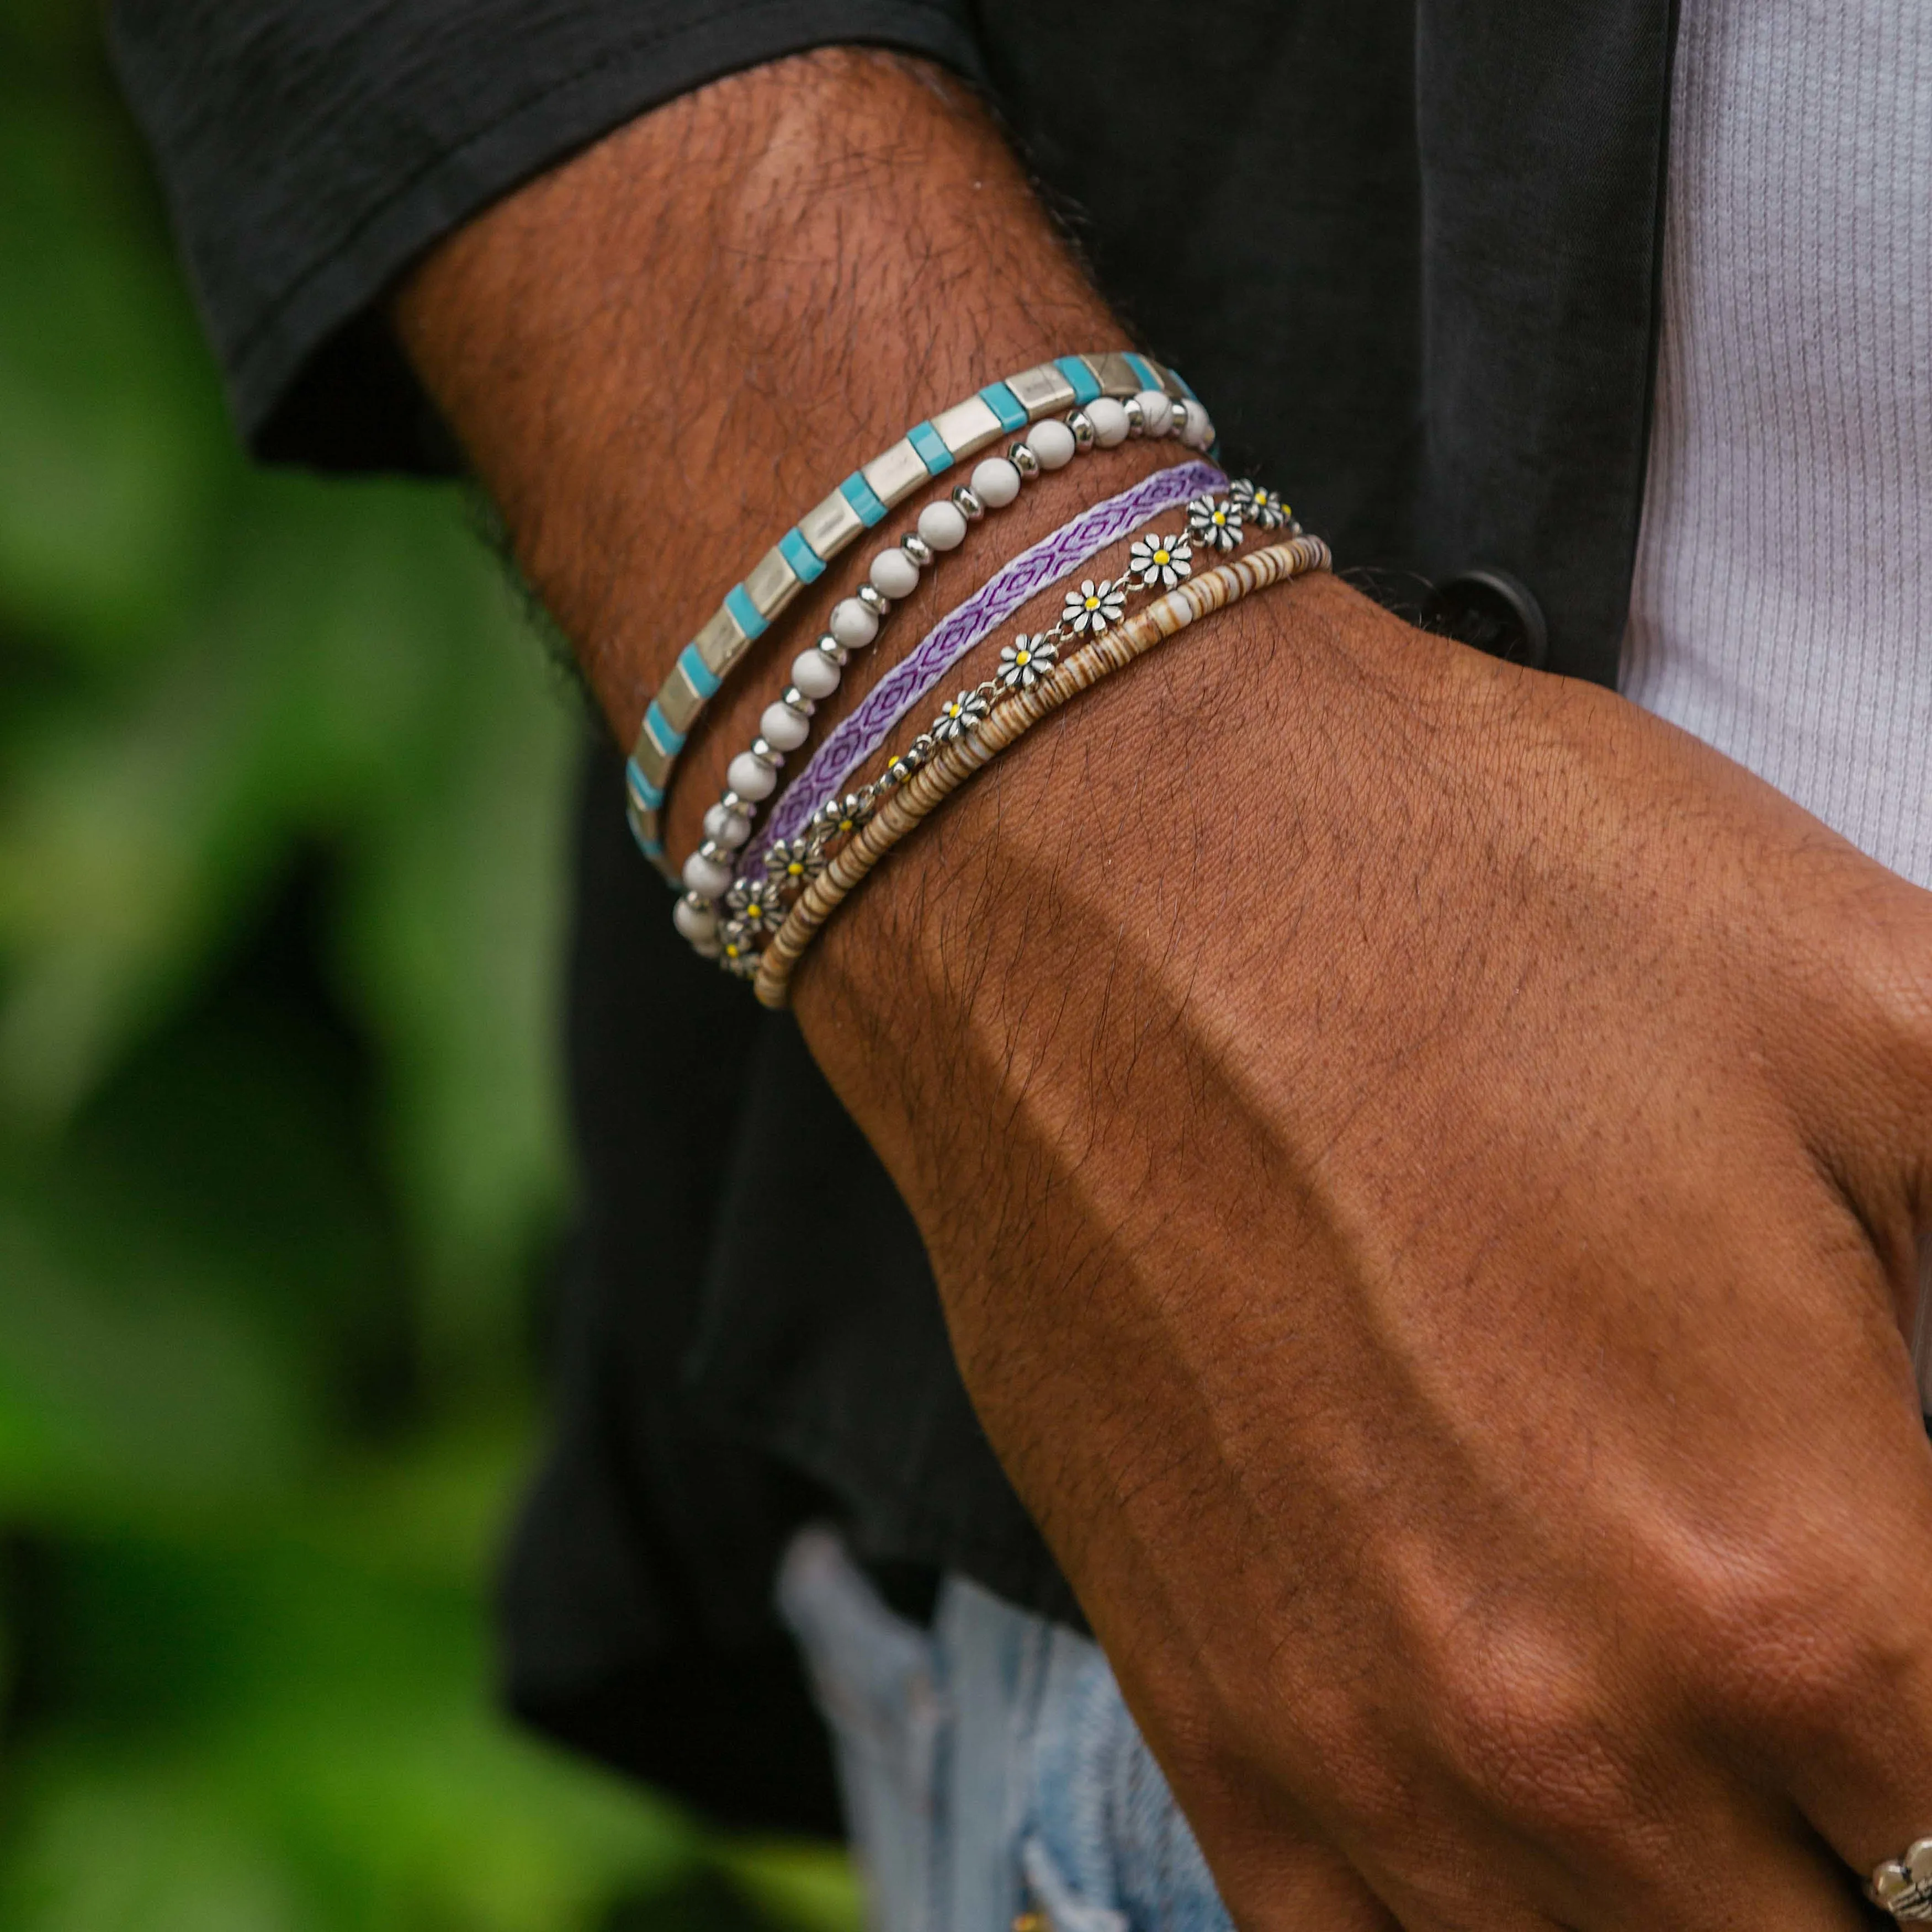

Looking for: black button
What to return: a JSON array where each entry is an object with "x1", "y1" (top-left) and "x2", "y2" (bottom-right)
[{"x1": 1423, "y1": 567, "x2": 1549, "y2": 670}]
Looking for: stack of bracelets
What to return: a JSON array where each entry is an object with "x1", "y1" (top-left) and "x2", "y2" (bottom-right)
[{"x1": 624, "y1": 350, "x2": 1330, "y2": 993}]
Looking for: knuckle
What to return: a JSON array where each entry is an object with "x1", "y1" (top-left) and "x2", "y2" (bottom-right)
[
  {"x1": 1673, "y1": 1532, "x2": 1918, "y2": 1747},
  {"x1": 1418, "y1": 1623, "x2": 1637, "y2": 1846}
]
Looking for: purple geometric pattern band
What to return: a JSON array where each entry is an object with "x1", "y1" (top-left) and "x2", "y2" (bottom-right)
[{"x1": 761, "y1": 458, "x2": 1224, "y2": 858}]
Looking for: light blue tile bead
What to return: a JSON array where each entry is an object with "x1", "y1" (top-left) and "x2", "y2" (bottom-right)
[
  {"x1": 779, "y1": 526, "x2": 828, "y2": 580},
  {"x1": 839, "y1": 471, "x2": 889, "y2": 526},
  {"x1": 723, "y1": 583, "x2": 768, "y2": 640},
  {"x1": 1123, "y1": 351, "x2": 1164, "y2": 394},
  {"x1": 1054, "y1": 355, "x2": 1102, "y2": 404},
  {"x1": 625, "y1": 758, "x2": 665, "y2": 811},
  {"x1": 676, "y1": 643, "x2": 721, "y2": 700},
  {"x1": 979, "y1": 381, "x2": 1028, "y2": 431},
  {"x1": 644, "y1": 700, "x2": 686, "y2": 755},
  {"x1": 628, "y1": 815, "x2": 665, "y2": 861},
  {"x1": 906, "y1": 420, "x2": 953, "y2": 473},
  {"x1": 1171, "y1": 368, "x2": 1201, "y2": 402}
]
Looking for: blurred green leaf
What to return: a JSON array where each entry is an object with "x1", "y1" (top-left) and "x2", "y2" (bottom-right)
[{"x1": 0, "y1": 5, "x2": 852, "y2": 1926}]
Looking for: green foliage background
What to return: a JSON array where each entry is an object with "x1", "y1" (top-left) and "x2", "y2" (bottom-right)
[{"x1": 0, "y1": 4, "x2": 852, "y2": 1926}]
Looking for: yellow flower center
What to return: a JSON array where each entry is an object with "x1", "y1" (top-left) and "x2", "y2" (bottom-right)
[
  {"x1": 1016, "y1": 650, "x2": 1031, "y2": 665},
  {"x1": 1213, "y1": 509, "x2": 1227, "y2": 526},
  {"x1": 1153, "y1": 548, "x2": 1170, "y2": 565}
]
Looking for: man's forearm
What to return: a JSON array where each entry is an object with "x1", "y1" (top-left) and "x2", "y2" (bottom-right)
[
  {"x1": 393, "y1": 48, "x2": 1166, "y2": 865},
  {"x1": 391, "y1": 45, "x2": 1932, "y2": 1932}
]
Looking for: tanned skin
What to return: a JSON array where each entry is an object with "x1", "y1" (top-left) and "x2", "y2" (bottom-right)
[{"x1": 396, "y1": 49, "x2": 1932, "y2": 1932}]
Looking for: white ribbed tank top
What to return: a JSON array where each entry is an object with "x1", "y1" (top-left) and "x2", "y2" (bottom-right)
[
  {"x1": 1617, "y1": 0, "x2": 1932, "y2": 1383},
  {"x1": 1620, "y1": 0, "x2": 1932, "y2": 887}
]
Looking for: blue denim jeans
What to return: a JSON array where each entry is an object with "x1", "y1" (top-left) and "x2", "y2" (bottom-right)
[{"x1": 777, "y1": 1529, "x2": 1235, "y2": 1932}]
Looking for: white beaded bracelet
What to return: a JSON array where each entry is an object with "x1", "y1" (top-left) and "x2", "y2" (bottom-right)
[{"x1": 672, "y1": 396, "x2": 1211, "y2": 953}]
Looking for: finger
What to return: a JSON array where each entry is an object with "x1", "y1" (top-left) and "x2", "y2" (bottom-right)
[
  {"x1": 1355, "y1": 1796, "x2": 1870, "y2": 1932},
  {"x1": 1185, "y1": 1800, "x2": 1403, "y2": 1931},
  {"x1": 1702, "y1": 1397, "x2": 1932, "y2": 1924}
]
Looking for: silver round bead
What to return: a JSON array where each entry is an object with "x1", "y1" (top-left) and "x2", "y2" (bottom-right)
[
  {"x1": 719, "y1": 790, "x2": 746, "y2": 814},
  {"x1": 1007, "y1": 439, "x2": 1041, "y2": 479},
  {"x1": 697, "y1": 838, "x2": 728, "y2": 866},
  {"x1": 1123, "y1": 395, "x2": 1147, "y2": 435},
  {"x1": 782, "y1": 687, "x2": 813, "y2": 715},
  {"x1": 1065, "y1": 407, "x2": 1097, "y2": 450},
  {"x1": 857, "y1": 582, "x2": 891, "y2": 617},
  {"x1": 1167, "y1": 397, "x2": 1190, "y2": 435},
  {"x1": 951, "y1": 484, "x2": 985, "y2": 520},
  {"x1": 750, "y1": 739, "x2": 784, "y2": 766},
  {"x1": 815, "y1": 634, "x2": 850, "y2": 667},
  {"x1": 900, "y1": 532, "x2": 935, "y2": 569}
]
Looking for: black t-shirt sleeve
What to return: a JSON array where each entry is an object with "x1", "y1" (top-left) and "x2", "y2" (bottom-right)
[{"x1": 107, "y1": 1, "x2": 986, "y2": 473}]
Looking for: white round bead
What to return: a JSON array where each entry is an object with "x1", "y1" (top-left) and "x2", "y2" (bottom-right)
[
  {"x1": 1028, "y1": 418, "x2": 1076, "y2": 470},
  {"x1": 704, "y1": 803, "x2": 752, "y2": 848},
  {"x1": 791, "y1": 649, "x2": 841, "y2": 699},
  {"x1": 1133, "y1": 388, "x2": 1173, "y2": 437},
  {"x1": 1181, "y1": 399, "x2": 1214, "y2": 449},
  {"x1": 829, "y1": 597, "x2": 879, "y2": 649},
  {"x1": 727, "y1": 752, "x2": 778, "y2": 800},
  {"x1": 1086, "y1": 397, "x2": 1130, "y2": 447},
  {"x1": 673, "y1": 897, "x2": 719, "y2": 942},
  {"x1": 869, "y1": 547, "x2": 921, "y2": 598},
  {"x1": 970, "y1": 457, "x2": 1022, "y2": 508},
  {"x1": 916, "y1": 499, "x2": 969, "y2": 551},
  {"x1": 682, "y1": 850, "x2": 732, "y2": 899},
  {"x1": 760, "y1": 702, "x2": 810, "y2": 751}
]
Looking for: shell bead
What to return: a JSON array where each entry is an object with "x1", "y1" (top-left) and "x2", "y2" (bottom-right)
[
  {"x1": 727, "y1": 751, "x2": 778, "y2": 800},
  {"x1": 1028, "y1": 418, "x2": 1076, "y2": 470},
  {"x1": 682, "y1": 850, "x2": 732, "y2": 899},
  {"x1": 869, "y1": 548, "x2": 921, "y2": 599},
  {"x1": 971, "y1": 457, "x2": 1023, "y2": 507},
  {"x1": 829, "y1": 597, "x2": 880, "y2": 648},
  {"x1": 1133, "y1": 388, "x2": 1173, "y2": 437},
  {"x1": 1086, "y1": 397, "x2": 1130, "y2": 447},
  {"x1": 760, "y1": 702, "x2": 810, "y2": 751},
  {"x1": 917, "y1": 500, "x2": 969, "y2": 551},
  {"x1": 704, "y1": 803, "x2": 752, "y2": 848},
  {"x1": 673, "y1": 896, "x2": 719, "y2": 942},
  {"x1": 792, "y1": 649, "x2": 841, "y2": 699}
]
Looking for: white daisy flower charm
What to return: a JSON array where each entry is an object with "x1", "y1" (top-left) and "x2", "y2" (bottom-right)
[
  {"x1": 997, "y1": 634, "x2": 1059, "y2": 690},
  {"x1": 1187, "y1": 493, "x2": 1243, "y2": 552},
  {"x1": 1128, "y1": 532, "x2": 1193, "y2": 590},
  {"x1": 1061, "y1": 577, "x2": 1126, "y2": 634}
]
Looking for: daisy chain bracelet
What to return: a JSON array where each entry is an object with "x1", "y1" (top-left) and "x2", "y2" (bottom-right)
[
  {"x1": 627, "y1": 351, "x2": 1208, "y2": 878},
  {"x1": 672, "y1": 396, "x2": 1212, "y2": 952},
  {"x1": 703, "y1": 480, "x2": 1299, "y2": 976},
  {"x1": 750, "y1": 532, "x2": 1333, "y2": 1006}
]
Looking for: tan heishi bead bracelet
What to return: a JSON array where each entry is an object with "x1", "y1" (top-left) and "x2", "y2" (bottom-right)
[{"x1": 753, "y1": 534, "x2": 1331, "y2": 1009}]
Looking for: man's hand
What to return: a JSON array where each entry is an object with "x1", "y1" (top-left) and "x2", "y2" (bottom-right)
[{"x1": 395, "y1": 48, "x2": 1932, "y2": 1929}]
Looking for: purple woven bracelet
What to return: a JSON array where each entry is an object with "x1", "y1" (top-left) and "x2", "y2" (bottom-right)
[{"x1": 758, "y1": 457, "x2": 1224, "y2": 862}]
